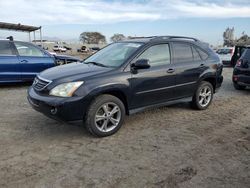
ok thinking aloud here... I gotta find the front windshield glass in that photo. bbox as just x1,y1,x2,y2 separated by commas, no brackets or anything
84,42,143,67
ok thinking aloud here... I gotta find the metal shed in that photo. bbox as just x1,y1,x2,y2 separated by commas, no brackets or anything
0,22,43,45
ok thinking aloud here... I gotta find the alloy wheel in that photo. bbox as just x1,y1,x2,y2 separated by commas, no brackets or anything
198,86,212,107
95,102,121,133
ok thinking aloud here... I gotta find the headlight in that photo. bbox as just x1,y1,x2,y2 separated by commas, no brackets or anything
49,81,84,97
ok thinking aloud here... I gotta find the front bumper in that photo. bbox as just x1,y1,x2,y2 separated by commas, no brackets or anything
27,87,88,122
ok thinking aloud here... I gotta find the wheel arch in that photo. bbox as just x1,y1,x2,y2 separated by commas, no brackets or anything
86,87,130,115
200,76,216,92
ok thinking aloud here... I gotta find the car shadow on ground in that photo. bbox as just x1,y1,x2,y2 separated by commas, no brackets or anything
25,101,192,140
0,82,32,89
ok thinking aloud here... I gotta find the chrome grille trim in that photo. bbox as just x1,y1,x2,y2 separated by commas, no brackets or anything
33,76,52,91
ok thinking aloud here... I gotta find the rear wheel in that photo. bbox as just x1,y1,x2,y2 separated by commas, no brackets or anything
84,94,125,137
192,81,214,110
233,82,246,90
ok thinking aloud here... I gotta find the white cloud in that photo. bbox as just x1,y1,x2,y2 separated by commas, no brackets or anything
0,0,249,25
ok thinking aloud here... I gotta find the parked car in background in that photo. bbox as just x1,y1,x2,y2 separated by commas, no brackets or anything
53,45,67,52
0,39,81,83
77,46,88,53
28,36,223,137
63,46,72,51
230,46,247,67
216,47,234,66
232,47,250,90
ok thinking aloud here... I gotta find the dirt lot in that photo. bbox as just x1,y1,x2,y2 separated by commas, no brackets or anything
0,68,249,188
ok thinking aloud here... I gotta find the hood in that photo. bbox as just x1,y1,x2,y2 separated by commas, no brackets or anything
39,62,112,81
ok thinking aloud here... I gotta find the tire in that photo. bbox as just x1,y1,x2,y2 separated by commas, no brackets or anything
233,82,246,90
192,81,214,110
84,94,126,137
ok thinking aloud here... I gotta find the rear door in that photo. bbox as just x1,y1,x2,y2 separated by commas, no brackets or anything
0,41,20,82
14,41,55,81
171,42,207,98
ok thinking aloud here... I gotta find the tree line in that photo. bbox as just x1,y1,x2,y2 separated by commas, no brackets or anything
223,27,250,46
79,32,136,44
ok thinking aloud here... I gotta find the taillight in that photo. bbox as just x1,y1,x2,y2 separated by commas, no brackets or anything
236,59,242,67
230,49,234,56
233,75,238,81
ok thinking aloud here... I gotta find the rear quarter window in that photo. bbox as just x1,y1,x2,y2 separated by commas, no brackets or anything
196,47,209,60
0,41,14,55
192,46,202,61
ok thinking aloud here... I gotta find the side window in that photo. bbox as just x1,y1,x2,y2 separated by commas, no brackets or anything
0,41,14,55
138,44,170,66
14,42,44,57
196,47,209,60
172,43,193,63
192,46,202,61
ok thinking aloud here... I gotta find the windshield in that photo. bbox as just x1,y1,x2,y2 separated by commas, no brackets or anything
84,42,143,67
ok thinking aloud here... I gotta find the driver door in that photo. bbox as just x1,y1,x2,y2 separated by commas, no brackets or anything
129,43,176,109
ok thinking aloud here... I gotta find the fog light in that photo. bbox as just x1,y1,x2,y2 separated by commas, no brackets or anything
51,107,57,115
233,75,238,81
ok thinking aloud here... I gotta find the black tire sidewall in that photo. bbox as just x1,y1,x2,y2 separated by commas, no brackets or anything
85,95,126,137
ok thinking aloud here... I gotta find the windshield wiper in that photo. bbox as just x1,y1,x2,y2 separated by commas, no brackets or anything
84,61,108,67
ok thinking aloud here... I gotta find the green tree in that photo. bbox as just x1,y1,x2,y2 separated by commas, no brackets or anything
110,34,126,42
80,32,106,44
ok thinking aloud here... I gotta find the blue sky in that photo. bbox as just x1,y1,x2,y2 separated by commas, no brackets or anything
0,0,250,45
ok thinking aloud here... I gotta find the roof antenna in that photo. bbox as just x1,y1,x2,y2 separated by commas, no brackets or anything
7,36,13,41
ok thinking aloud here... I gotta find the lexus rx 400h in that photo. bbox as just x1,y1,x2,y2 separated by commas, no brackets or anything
28,36,223,137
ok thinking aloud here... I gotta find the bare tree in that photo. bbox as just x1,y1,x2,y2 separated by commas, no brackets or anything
222,27,250,46
110,34,126,42
235,34,250,46
223,27,234,46
80,32,106,44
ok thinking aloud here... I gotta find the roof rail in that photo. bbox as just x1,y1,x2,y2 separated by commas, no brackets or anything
150,36,200,42
128,36,156,40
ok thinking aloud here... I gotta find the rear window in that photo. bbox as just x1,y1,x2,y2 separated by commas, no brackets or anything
0,41,13,55
242,49,250,60
172,43,193,63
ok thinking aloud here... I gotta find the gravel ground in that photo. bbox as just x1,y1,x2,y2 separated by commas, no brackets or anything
0,67,249,188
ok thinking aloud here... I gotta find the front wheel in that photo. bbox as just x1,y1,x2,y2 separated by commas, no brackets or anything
192,81,214,110
84,94,125,137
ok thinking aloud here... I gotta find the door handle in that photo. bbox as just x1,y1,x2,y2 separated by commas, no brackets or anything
21,60,28,63
167,68,175,73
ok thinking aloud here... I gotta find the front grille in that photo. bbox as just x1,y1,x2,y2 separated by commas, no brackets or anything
33,76,51,91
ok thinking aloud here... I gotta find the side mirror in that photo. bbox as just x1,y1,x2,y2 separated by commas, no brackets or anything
131,59,150,70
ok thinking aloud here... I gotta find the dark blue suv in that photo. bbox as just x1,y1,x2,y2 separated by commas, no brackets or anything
0,39,80,83
28,36,223,137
